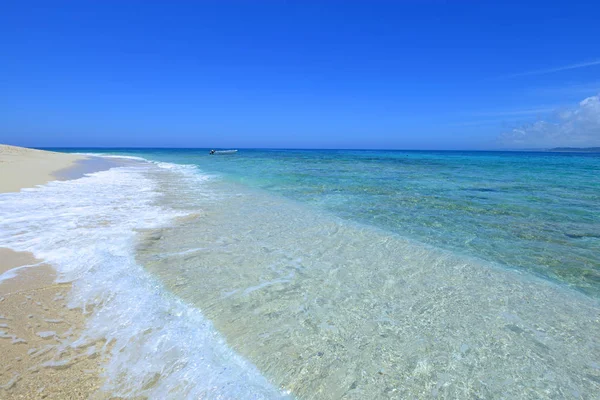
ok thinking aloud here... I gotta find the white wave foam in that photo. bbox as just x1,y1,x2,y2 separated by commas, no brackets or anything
0,163,284,399
76,153,216,182
0,261,44,283
75,153,150,162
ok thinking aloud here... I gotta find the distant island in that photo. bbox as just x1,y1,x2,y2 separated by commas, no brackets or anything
548,147,600,153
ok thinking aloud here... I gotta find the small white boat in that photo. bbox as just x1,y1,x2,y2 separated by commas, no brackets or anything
209,149,238,155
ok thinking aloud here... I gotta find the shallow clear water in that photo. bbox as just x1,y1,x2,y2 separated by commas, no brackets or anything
4,149,600,398
138,171,600,398
62,148,600,295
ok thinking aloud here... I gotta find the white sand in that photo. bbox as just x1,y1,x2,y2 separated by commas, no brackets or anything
0,144,83,193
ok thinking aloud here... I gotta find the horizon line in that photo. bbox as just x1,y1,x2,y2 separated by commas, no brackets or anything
29,145,599,152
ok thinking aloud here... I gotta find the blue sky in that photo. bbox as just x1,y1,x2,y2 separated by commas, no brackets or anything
1,1,599,149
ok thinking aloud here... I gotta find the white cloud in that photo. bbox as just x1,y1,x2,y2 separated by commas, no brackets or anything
471,107,556,117
499,94,600,148
529,82,600,96
502,59,600,78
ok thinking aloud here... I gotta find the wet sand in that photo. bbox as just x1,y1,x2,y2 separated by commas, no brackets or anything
0,145,108,399
0,249,105,399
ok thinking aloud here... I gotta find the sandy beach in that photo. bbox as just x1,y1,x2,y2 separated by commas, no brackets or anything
0,145,83,194
0,145,105,399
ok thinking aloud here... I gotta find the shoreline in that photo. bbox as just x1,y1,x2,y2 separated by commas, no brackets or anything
2,145,599,397
0,151,287,398
0,145,108,399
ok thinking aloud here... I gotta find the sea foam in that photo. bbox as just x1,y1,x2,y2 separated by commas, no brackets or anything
0,162,284,399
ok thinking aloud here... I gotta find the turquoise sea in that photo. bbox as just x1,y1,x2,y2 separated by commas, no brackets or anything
2,148,599,398
74,148,600,294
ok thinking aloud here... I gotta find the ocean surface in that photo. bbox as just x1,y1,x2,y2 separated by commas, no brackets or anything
66,148,600,294
2,149,600,398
